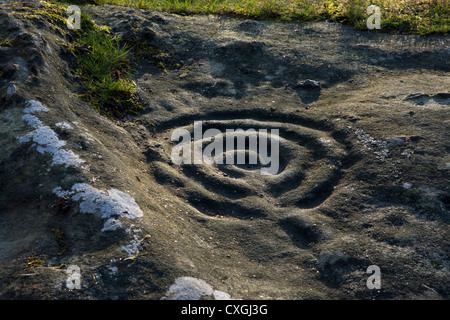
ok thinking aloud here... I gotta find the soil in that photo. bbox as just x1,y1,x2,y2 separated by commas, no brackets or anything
0,1,449,300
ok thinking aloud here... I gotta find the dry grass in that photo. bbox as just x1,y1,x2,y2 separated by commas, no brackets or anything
88,0,449,34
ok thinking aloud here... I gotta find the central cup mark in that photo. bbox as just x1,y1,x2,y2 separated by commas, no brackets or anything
171,121,280,175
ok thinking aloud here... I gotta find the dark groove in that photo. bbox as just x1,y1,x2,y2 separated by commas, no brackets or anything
152,109,334,134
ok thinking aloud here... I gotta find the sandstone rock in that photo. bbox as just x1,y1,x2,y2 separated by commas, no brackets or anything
0,1,449,300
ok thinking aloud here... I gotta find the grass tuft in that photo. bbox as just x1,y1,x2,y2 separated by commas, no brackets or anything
73,11,143,120
6,1,144,120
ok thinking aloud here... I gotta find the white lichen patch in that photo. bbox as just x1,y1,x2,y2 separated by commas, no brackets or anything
108,265,118,276
53,183,143,236
17,100,85,167
121,236,141,256
23,100,49,113
6,82,19,98
101,217,123,232
55,121,74,130
54,183,143,219
21,100,145,257
162,277,232,300
121,226,145,255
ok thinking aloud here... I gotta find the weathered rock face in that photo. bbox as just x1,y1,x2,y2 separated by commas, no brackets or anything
0,1,449,299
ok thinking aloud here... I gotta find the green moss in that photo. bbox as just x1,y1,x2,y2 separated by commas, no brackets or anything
51,227,68,256
131,41,167,59
129,40,176,74
0,36,12,47
432,261,444,270
9,1,69,34
51,227,65,242
33,1,67,24
12,168,31,184
116,119,155,128
24,256,44,270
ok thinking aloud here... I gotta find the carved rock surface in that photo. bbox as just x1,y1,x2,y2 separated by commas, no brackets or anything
0,1,448,300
